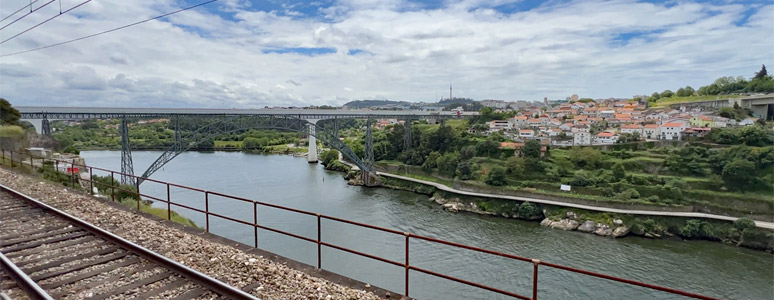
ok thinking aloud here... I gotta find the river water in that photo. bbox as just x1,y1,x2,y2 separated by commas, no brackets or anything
80,151,773,300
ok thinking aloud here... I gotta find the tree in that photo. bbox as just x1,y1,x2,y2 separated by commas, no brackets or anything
422,151,441,171
455,161,476,180
320,149,339,166
739,126,771,146
649,92,661,102
460,145,476,160
485,166,507,186
436,152,460,177
476,138,500,157
660,90,673,98
612,162,626,181
722,159,756,190
523,140,541,159
505,156,525,175
754,64,768,80
569,147,603,168
243,137,260,149
0,98,21,125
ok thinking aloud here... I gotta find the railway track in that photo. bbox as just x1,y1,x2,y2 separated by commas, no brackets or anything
0,184,258,300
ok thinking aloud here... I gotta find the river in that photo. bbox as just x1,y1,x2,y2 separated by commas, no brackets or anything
80,151,773,300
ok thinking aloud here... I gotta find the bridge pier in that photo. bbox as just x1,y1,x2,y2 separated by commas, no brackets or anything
365,118,373,168
120,117,135,186
403,119,412,151
307,120,319,163
41,118,51,136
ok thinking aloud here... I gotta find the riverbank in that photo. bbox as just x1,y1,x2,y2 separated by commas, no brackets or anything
370,169,774,252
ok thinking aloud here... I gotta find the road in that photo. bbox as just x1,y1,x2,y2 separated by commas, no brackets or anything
377,172,774,230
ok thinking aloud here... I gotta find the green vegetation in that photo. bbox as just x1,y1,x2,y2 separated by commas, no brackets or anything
51,118,304,151
371,118,772,218
118,198,198,228
649,65,773,107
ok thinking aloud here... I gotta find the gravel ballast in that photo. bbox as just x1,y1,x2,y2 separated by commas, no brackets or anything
0,168,385,300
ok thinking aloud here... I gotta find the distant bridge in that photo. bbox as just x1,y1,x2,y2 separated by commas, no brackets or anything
18,106,476,186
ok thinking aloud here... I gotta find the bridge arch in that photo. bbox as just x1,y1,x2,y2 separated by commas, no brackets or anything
138,115,370,185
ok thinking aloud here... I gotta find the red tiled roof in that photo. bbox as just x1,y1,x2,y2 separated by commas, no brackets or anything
661,122,684,127
621,124,641,129
597,132,616,137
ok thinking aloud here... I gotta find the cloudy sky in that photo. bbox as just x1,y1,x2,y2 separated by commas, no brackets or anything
0,0,771,108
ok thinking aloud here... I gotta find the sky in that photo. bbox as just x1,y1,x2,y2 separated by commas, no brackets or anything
0,0,772,108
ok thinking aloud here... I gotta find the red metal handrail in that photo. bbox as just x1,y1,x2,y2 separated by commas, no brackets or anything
1,149,721,300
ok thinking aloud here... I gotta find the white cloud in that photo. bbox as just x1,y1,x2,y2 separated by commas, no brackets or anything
0,0,771,108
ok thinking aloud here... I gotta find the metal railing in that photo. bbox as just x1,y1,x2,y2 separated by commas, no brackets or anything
0,149,720,300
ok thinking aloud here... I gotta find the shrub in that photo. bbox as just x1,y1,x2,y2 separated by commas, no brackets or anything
63,145,80,155
617,188,640,199
485,166,507,186
320,149,339,166
517,201,543,220
679,219,716,240
734,217,756,232
455,161,476,180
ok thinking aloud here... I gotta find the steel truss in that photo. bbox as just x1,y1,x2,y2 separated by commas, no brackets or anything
137,115,371,185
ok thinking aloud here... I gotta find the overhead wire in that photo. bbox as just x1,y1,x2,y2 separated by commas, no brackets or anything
0,0,41,23
0,0,221,57
0,0,57,32
0,0,92,46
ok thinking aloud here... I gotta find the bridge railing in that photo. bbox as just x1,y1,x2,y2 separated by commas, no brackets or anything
1,149,719,300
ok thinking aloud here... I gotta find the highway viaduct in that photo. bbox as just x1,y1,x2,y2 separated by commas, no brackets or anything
17,106,477,186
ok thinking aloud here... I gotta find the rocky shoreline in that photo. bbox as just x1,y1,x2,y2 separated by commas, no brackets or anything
431,194,633,239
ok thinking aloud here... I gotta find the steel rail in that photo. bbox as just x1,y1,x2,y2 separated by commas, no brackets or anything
0,183,260,300
0,251,54,300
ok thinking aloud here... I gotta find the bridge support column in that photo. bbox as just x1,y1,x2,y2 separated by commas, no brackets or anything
307,120,319,163
120,117,135,186
440,118,446,127
403,119,412,151
174,116,182,151
41,118,51,136
365,118,373,167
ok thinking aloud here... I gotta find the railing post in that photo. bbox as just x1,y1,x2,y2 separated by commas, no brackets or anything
205,191,210,232
166,184,171,220
254,202,258,248
89,167,93,196
135,179,140,210
532,259,540,300
405,232,410,297
110,171,115,202
316,214,321,269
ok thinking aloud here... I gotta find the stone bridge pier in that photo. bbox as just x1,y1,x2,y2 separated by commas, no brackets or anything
307,119,319,163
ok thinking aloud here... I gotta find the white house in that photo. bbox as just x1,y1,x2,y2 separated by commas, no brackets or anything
600,110,616,119
519,129,535,139
659,122,687,140
488,120,512,131
620,124,643,136
595,132,619,144
510,116,528,128
571,124,590,134
643,124,660,140
573,131,591,145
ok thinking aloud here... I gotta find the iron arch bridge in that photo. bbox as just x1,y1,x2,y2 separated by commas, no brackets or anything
138,115,370,185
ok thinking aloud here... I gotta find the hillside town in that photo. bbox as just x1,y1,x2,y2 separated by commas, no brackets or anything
469,97,762,147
